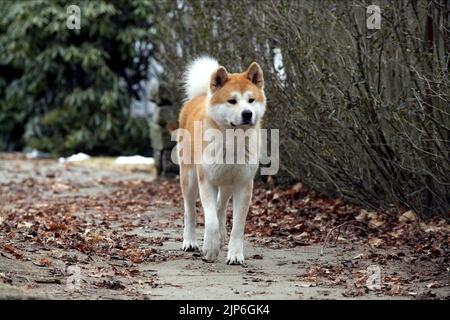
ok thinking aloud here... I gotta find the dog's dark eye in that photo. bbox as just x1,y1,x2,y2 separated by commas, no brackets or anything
248,98,255,103
228,99,237,104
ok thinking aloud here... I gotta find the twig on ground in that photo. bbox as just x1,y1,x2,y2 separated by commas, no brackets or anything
320,220,382,256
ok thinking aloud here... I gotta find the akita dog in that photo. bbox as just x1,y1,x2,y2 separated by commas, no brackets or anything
177,56,266,264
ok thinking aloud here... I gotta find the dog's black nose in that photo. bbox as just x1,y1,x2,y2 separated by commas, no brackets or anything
241,110,253,123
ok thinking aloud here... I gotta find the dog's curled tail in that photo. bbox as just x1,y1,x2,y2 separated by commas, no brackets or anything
183,56,219,101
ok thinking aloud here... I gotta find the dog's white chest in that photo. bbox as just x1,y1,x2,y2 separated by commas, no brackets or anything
203,162,258,186
202,130,259,185
200,126,260,186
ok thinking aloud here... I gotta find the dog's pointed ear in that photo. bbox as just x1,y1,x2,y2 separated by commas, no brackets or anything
210,66,228,93
246,62,264,89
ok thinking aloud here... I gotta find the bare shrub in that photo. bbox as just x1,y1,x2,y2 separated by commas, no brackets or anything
152,0,449,216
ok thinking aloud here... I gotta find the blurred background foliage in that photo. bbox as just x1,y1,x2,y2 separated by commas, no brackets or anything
0,0,154,155
0,0,448,216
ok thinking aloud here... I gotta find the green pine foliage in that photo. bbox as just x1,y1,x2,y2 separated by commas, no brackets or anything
0,0,154,155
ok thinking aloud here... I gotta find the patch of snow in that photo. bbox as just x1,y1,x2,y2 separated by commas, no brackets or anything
130,99,155,117
115,155,155,166
147,77,160,100
273,48,286,83
26,149,50,159
149,57,164,75
59,153,90,164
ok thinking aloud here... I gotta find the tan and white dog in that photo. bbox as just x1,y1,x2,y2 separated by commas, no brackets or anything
177,56,266,264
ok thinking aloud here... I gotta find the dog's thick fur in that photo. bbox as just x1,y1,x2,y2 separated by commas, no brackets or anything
178,56,266,264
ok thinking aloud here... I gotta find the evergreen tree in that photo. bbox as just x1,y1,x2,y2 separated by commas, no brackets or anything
0,0,154,155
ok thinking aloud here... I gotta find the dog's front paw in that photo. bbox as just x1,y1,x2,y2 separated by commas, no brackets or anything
202,234,220,262
182,239,199,252
226,248,245,265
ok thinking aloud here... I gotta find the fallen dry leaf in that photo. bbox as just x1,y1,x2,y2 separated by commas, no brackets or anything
388,283,405,296
3,244,23,260
367,212,385,227
368,237,383,248
36,257,51,267
355,209,368,222
352,253,364,260
399,210,416,223
426,281,441,289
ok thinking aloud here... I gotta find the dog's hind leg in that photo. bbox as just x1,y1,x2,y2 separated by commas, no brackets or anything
217,186,232,248
180,164,199,251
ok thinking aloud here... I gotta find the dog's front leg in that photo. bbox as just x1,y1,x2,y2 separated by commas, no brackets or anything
226,180,253,265
198,171,220,262
217,186,232,248
181,164,199,251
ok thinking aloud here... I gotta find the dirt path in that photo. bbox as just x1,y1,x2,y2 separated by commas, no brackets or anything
0,154,448,299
